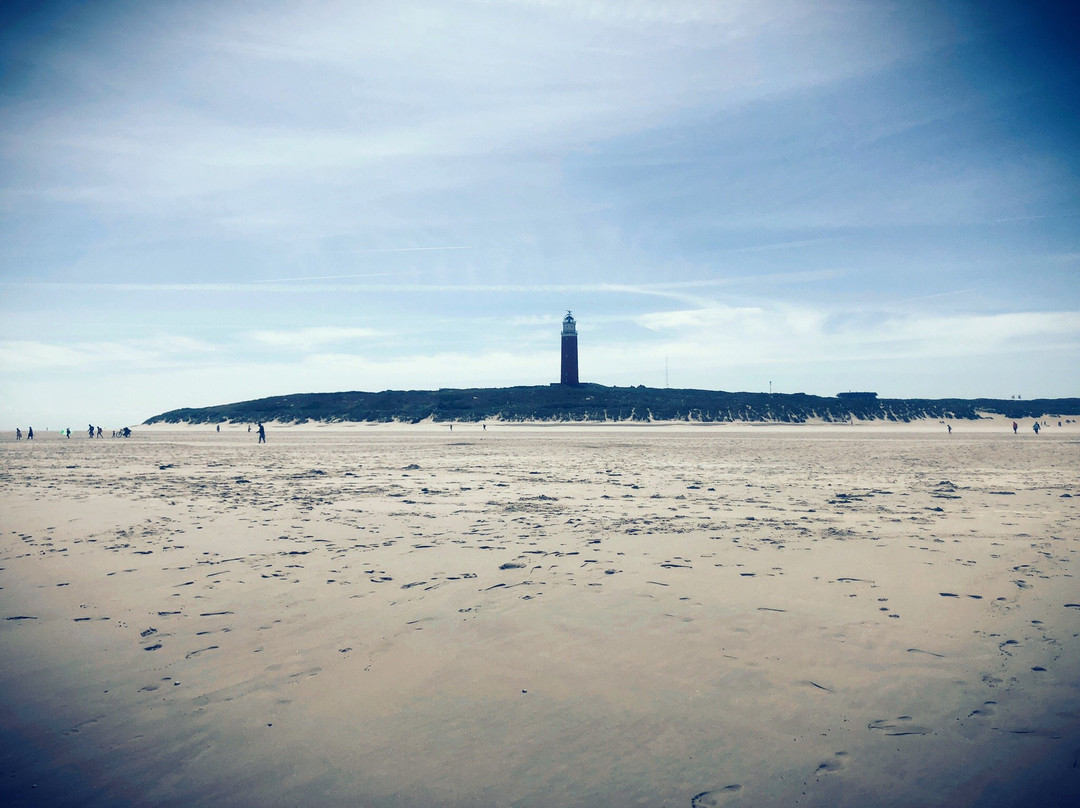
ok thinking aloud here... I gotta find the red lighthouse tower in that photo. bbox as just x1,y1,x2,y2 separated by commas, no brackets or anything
560,311,579,386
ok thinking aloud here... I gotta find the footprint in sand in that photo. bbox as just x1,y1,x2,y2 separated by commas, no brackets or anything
968,701,996,718
61,717,99,736
691,784,743,807
815,751,849,775
867,717,930,736
998,639,1020,655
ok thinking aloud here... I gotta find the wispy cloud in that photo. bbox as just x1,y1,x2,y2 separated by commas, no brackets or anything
0,273,834,298
633,305,1080,366
0,335,216,372
246,326,382,350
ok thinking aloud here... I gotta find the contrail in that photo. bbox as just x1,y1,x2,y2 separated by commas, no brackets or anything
893,288,976,304
994,211,1080,222
261,271,401,283
353,245,472,254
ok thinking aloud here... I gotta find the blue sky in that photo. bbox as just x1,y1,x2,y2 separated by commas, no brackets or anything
1,0,1078,428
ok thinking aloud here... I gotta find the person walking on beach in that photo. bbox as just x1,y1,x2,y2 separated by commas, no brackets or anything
1012,421,1018,434
1033,422,1040,435
947,424,952,434
88,424,94,438
257,423,266,443
15,428,21,440
27,426,34,440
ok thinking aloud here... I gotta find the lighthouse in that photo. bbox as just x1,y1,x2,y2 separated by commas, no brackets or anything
560,311,579,386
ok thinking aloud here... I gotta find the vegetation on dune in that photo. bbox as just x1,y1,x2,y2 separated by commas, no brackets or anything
142,384,1080,425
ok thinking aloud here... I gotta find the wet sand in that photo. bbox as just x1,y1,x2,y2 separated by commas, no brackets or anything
2,421,1078,807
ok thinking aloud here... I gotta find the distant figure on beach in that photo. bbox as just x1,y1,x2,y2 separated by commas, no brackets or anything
1033,422,1040,435
216,424,220,433
248,424,251,432
449,424,453,431
97,426,103,438
1012,421,1018,434
257,423,266,443
88,424,94,438
122,427,130,438
27,427,34,440
15,428,21,440
65,428,70,438
947,424,952,434
482,423,486,431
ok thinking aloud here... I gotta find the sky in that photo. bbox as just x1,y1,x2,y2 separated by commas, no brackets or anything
1,0,1078,428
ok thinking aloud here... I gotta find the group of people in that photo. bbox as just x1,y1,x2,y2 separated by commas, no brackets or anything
1012,420,1060,435
84,424,132,438
13,425,133,440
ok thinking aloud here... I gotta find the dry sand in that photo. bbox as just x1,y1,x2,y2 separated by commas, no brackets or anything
1,420,1078,807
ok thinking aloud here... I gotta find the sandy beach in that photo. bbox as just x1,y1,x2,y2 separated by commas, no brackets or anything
2,420,1078,807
